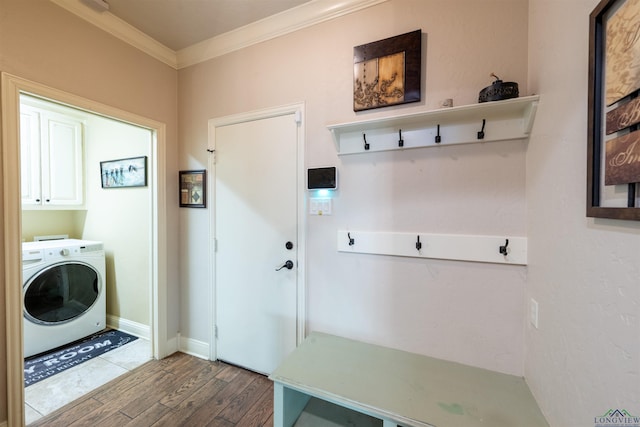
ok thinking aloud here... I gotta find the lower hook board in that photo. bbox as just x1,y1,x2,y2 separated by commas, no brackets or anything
337,231,527,265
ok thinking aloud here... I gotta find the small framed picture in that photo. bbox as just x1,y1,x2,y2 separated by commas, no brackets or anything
179,170,206,208
100,156,147,188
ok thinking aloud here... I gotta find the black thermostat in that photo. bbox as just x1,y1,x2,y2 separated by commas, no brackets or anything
307,167,337,190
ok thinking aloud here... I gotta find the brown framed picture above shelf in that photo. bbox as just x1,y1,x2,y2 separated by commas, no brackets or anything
588,0,640,220
179,170,206,208
353,29,421,112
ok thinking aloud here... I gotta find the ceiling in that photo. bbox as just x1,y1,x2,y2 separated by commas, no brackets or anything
93,0,312,51
65,0,385,68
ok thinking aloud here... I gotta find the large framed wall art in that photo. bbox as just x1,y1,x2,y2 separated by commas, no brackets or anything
353,29,421,112
588,0,640,220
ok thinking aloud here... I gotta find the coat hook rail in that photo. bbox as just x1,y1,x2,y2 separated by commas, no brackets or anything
337,231,527,265
477,119,486,140
398,129,404,147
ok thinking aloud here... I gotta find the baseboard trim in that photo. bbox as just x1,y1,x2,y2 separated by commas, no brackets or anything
165,335,180,355
106,315,151,340
106,316,214,362
178,334,210,360
106,315,185,360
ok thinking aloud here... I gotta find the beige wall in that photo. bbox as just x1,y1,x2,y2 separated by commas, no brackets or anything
0,0,178,422
5,0,638,425
178,0,530,376
82,115,152,326
22,211,84,241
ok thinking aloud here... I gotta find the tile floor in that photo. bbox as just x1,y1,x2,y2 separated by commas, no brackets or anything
25,336,152,425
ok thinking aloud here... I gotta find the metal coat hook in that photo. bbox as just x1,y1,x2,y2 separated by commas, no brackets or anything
206,148,215,153
499,238,509,256
363,134,370,150
435,124,441,144
398,129,404,147
477,119,486,140
416,235,422,251
348,232,355,246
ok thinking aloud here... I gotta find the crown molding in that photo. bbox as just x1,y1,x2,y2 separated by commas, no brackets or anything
50,0,388,70
50,0,178,68
176,0,389,69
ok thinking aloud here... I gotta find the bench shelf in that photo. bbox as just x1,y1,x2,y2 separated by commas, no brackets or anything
270,332,548,427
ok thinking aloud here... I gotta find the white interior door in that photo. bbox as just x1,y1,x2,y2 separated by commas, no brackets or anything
214,112,299,375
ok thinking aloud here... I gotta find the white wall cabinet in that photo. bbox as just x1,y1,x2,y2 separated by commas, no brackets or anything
20,99,85,209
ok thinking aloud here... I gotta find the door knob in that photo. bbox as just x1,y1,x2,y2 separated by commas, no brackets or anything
276,260,294,271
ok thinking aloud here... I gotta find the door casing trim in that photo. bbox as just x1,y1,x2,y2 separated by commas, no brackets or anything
207,102,307,361
1,72,168,426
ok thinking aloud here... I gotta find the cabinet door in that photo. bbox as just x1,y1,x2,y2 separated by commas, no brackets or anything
20,107,43,206
41,112,84,206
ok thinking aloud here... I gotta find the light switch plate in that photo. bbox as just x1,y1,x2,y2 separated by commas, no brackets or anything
530,298,539,329
309,198,332,215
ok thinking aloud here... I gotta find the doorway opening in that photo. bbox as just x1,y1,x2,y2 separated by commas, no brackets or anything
2,72,169,427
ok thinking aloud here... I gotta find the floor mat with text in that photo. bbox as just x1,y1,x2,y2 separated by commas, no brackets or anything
24,329,138,387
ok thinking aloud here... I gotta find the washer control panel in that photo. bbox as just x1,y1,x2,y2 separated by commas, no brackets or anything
22,239,104,262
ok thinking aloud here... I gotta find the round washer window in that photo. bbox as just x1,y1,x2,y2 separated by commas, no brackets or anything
24,262,100,325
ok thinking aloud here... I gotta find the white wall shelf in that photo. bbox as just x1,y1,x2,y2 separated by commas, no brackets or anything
327,95,539,155
338,230,527,265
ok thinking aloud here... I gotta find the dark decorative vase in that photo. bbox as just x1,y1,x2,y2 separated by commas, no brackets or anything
478,73,519,103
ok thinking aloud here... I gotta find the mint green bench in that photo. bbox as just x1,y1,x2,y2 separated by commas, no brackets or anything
270,332,548,427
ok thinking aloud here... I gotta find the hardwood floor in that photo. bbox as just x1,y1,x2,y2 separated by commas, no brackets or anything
28,352,274,427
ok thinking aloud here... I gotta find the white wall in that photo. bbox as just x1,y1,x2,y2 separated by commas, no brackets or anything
526,0,640,425
179,0,530,375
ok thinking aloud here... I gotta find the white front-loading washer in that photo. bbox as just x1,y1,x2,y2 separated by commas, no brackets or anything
22,239,106,358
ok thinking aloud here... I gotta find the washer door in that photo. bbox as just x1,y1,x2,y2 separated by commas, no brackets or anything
24,262,100,325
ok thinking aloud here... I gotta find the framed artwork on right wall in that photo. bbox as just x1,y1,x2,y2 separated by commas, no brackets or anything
588,0,640,220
